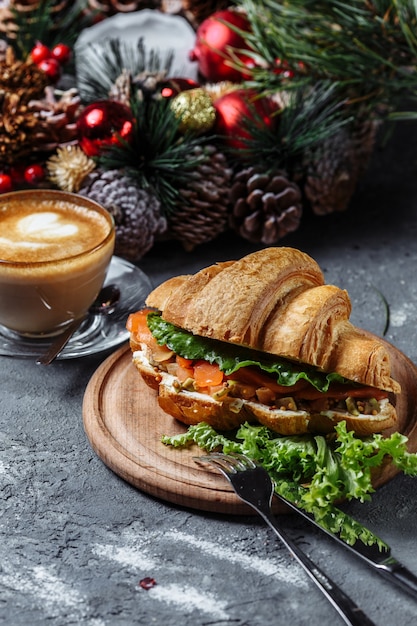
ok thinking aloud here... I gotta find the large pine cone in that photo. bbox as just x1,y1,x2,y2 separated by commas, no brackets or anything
0,46,49,102
0,92,39,167
79,169,167,261
303,118,380,215
168,145,233,251
229,167,303,245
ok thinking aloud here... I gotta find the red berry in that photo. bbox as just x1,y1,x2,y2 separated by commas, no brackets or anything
30,42,51,64
51,43,72,65
37,58,62,83
0,174,13,193
24,164,45,185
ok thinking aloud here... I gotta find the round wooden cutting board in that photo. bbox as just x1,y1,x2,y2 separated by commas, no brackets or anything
82,341,417,515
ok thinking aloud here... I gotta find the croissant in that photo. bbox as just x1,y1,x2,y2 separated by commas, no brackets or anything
128,247,400,436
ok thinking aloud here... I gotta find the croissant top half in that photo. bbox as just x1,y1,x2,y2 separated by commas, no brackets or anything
146,247,400,394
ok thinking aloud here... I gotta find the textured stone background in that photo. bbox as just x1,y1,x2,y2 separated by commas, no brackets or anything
2,121,417,625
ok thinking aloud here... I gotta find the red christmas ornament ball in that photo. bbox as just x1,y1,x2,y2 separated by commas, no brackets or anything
189,9,253,83
0,173,13,194
213,89,278,150
76,100,135,157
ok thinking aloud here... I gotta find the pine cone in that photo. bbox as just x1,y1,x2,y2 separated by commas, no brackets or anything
79,169,167,261
168,145,233,251
0,91,40,167
303,118,379,216
229,167,303,245
28,86,82,153
0,46,49,102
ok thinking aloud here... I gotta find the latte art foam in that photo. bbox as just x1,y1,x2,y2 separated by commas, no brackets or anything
0,199,111,262
18,212,79,238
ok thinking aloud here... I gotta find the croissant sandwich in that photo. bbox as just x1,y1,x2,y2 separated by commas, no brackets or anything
127,247,400,436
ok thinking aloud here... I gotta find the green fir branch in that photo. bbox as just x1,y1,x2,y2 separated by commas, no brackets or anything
224,83,351,172
97,97,209,215
75,38,174,103
236,0,417,111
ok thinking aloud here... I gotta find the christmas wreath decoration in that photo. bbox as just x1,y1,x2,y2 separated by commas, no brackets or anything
1,0,417,259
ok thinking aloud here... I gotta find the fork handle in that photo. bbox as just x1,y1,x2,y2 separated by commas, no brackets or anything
259,507,377,626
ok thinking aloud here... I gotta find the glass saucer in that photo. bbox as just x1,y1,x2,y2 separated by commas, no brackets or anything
0,256,153,360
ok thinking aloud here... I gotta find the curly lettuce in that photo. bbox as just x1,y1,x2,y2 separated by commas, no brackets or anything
162,420,417,548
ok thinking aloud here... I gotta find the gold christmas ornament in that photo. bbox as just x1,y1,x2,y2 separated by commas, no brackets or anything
170,87,216,135
47,145,96,192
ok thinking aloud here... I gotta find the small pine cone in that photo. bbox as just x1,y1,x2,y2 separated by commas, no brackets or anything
303,119,378,216
79,169,167,261
28,86,82,153
229,167,303,245
168,145,233,251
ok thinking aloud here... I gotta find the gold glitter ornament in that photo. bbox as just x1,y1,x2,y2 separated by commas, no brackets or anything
170,88,216,135
47,145,96,192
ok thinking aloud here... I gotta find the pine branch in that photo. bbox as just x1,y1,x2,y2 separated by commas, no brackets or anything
75,38,174,103
97,97,209,214
236,0,417,111
223,83,351,172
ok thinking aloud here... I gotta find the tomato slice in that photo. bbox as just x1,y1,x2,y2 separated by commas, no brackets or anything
126,308,154,341
176,355,194,368
176,363,195,383
193,360,224,387
127,309,173,362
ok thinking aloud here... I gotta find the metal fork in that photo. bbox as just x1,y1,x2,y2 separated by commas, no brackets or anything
195,452,377,626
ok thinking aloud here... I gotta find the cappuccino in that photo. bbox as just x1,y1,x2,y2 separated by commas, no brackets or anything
0,190,115,337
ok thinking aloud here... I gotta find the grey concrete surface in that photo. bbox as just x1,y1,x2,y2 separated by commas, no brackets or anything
2,121,417,625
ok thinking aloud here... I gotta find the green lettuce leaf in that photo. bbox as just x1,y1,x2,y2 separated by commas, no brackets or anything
162,420,417,548
147,312,348,392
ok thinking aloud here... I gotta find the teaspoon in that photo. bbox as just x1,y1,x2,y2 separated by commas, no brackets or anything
36,284,121,365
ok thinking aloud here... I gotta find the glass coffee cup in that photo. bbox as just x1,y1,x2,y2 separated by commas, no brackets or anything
0,189,115,337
